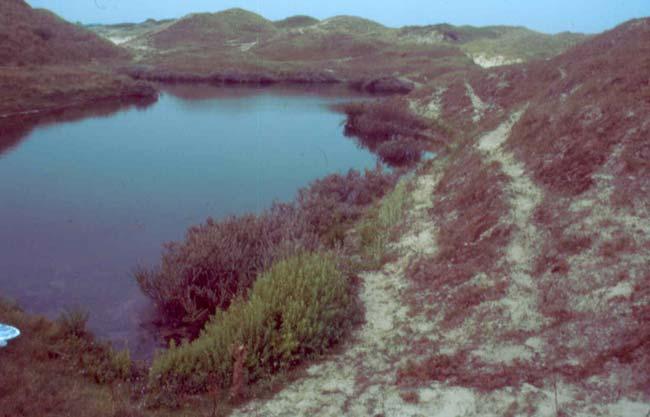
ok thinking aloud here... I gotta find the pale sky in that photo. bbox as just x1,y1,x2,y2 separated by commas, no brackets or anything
26,0,650,34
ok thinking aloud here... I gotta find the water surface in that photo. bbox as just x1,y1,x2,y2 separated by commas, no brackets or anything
0,85,376,357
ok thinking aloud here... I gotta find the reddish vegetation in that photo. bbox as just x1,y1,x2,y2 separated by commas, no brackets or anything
398,324,649,395
503,21,650,200
610,121,650,211
0,0,128,65
396,352,545,393
457,20,650,205
0,1,155,120
297,166,398,243
338,98,450,166
440,79,475,126
399,390,420,404
531,199,594,278
398,19,650,401
407,150,512,326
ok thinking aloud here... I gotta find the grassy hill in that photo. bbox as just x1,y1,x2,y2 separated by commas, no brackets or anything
139,8,278,49
460,28,589,64
273,15,319,29
316,15,389,34
0,0,128,65
397,24,589,65
83,8,587,85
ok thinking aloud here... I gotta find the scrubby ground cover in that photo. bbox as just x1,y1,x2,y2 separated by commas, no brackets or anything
337,98,452,167
136,166,398,341
231,17,649,417
0,300,139,417
389,18,650,417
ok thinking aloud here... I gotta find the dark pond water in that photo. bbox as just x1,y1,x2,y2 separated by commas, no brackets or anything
0,85,376,357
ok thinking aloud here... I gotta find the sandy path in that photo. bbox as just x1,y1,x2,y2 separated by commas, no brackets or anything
465,82,488,123
478,110,547,335
232,172,444,417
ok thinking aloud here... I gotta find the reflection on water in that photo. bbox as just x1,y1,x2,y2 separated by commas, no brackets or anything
0,85,375,359
159,83,375,101
0,98,156,157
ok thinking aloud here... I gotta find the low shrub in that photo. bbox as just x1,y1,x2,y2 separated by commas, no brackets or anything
52,308,134,384
135,203,319,339
396,352,546,393
149,252,356,395
336,99,448,167
58,307,90,338
376,138,425,167
339,99,431,144
137,167,396,340
297,165,398,246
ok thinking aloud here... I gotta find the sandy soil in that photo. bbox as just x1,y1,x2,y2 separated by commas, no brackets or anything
232,108,650,417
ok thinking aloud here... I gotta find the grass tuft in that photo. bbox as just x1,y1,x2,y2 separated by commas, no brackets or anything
358,179,410,268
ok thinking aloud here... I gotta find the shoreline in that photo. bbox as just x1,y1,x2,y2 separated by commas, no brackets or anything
0,84,394,362
124,66,417,95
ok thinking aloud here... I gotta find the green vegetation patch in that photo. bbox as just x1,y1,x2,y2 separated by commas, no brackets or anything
149,252,356,395
461,29,588,61
359,179,411,268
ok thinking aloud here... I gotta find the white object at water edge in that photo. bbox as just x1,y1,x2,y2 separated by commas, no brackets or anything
0,324,20,347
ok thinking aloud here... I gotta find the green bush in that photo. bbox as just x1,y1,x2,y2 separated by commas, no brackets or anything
149,252,355,394
135,203,319,338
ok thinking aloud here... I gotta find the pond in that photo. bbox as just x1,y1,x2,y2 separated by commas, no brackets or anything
0,85,377,358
